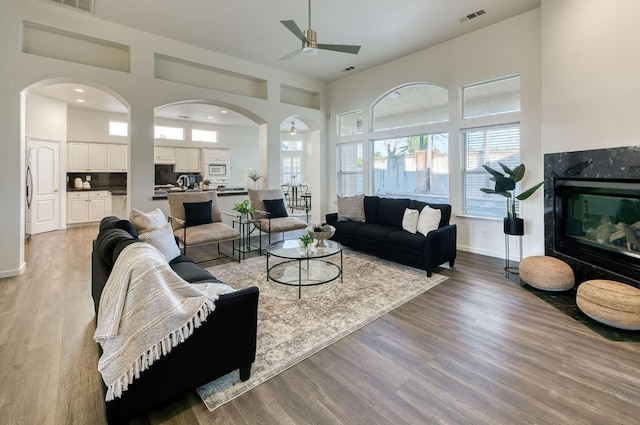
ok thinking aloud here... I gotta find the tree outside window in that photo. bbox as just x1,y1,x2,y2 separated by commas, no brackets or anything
372,133,449,203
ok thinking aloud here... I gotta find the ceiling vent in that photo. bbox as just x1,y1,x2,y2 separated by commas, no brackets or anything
459,9,486,23
46,0,95,13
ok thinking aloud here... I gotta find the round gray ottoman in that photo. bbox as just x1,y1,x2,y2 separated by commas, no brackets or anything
519,256,575,291
576,279,640,330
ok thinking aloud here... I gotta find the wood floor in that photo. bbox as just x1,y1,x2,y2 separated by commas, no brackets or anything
1,225,639,425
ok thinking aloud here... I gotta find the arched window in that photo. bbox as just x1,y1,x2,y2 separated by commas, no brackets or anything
372,84,448,132
370,83,449,203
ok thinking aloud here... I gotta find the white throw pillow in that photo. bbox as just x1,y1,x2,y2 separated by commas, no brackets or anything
402,208,419,234
336,194,366,222
130,208,166,234
417,206,442,237
138,222,181,262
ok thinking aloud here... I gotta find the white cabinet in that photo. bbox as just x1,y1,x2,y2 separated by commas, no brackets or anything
107,144,127,172
68,142,124,172
154,146,176,164
68,143,89,172
88,144,107,171
203,148,230,162
174,148,200,172
67,191,112,224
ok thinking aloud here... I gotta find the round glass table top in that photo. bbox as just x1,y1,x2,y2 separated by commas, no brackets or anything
267,239,342,260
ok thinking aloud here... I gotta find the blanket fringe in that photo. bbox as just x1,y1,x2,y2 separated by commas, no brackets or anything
105,300,215,401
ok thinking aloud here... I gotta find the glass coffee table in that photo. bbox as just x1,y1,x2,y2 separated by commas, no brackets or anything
266,239,343,299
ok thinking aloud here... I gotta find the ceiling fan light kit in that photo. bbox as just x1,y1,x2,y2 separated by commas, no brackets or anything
280,0,361,60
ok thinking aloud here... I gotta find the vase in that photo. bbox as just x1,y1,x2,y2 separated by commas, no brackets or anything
503,217,524,235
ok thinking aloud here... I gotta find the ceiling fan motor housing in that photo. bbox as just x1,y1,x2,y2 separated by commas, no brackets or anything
303,29,318,55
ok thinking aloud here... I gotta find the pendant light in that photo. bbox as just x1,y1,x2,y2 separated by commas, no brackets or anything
290,121,297,135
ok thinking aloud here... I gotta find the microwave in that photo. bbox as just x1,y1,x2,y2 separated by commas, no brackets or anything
208,164,227,176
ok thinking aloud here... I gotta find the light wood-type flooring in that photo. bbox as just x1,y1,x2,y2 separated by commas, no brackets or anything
1,225,639,424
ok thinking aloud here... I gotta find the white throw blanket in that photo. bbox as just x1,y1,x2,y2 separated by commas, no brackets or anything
93,242,234,401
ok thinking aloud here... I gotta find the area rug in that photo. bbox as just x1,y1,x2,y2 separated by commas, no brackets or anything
196,250,447,411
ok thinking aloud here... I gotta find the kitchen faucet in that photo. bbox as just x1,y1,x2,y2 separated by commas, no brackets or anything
176,175,190,189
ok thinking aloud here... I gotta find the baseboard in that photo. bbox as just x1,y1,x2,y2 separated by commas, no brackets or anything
0,261,26,278
457,244,503,259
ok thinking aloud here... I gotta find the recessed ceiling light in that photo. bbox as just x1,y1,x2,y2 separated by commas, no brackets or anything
74,88,85,93
220,110,228,114
208,116,214,119
76,99,85,103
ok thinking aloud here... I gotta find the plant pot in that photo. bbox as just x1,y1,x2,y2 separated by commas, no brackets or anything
503,217,524,236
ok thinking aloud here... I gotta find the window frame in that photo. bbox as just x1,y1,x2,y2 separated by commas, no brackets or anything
461,123,521,218
336,141,364,196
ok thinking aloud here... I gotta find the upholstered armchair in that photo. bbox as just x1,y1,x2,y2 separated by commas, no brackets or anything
247,188,308,252
167,191,240,260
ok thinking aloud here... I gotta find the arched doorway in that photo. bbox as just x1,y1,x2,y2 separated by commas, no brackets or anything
279,115,321,221
153,101,266,191
22,79,130,236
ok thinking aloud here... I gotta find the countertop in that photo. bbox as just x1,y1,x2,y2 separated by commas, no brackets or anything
152,189,248,200
67,188,127,196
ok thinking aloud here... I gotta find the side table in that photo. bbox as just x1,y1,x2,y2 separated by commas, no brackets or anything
232,214,259,260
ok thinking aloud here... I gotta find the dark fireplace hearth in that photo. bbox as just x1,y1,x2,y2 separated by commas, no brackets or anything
544,147,640,287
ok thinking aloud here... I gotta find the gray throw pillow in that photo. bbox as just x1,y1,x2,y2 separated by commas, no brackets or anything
337,194,366,222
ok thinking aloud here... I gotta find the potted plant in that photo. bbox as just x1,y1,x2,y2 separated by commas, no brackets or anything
233,199,255,219
202,179,212,190
248,169,263,189
480,162,544,235
299,234,314,255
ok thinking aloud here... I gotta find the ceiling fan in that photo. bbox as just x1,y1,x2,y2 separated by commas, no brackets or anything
279,0,361,60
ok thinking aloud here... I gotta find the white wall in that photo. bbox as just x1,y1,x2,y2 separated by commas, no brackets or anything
328,10,543,260
67,108,128,144
541,0,640,153
0,0,327,277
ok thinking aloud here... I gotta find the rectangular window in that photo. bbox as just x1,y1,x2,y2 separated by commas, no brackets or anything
282,156,302,184
338,110,363,136
462,124,520,217
337,142,363,196
191,129,217,143
154,125,184,140
463,75,521,119
109,120,128,136
372,133,449,203
282,140,304,151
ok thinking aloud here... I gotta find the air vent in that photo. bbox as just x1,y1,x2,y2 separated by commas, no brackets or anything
459,9,486,23
46,0,95,13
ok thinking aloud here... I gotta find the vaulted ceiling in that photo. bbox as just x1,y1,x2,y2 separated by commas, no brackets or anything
90,0,540,82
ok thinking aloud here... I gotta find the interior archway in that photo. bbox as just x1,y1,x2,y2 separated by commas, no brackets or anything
279,115,321,221
22,79,130,240
153,100,264,191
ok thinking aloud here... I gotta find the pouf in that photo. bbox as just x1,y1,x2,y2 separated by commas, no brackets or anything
576,279,640,330
519,256,575,291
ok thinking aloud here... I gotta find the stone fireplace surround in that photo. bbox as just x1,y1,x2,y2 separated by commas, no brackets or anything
544,146,640,289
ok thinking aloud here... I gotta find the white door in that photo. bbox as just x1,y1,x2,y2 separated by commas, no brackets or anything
27,138,60,234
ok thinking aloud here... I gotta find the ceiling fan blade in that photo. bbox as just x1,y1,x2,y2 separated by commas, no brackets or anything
280,20,308,43
279,48,302,61
317,44,361,55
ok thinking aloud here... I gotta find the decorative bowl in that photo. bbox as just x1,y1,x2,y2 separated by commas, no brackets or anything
307,224,335,247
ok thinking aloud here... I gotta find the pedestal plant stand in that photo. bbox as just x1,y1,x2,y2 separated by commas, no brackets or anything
504,217,524,273
480,162,544,275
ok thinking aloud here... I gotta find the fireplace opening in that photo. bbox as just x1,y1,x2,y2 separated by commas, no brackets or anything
554,178,640,280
